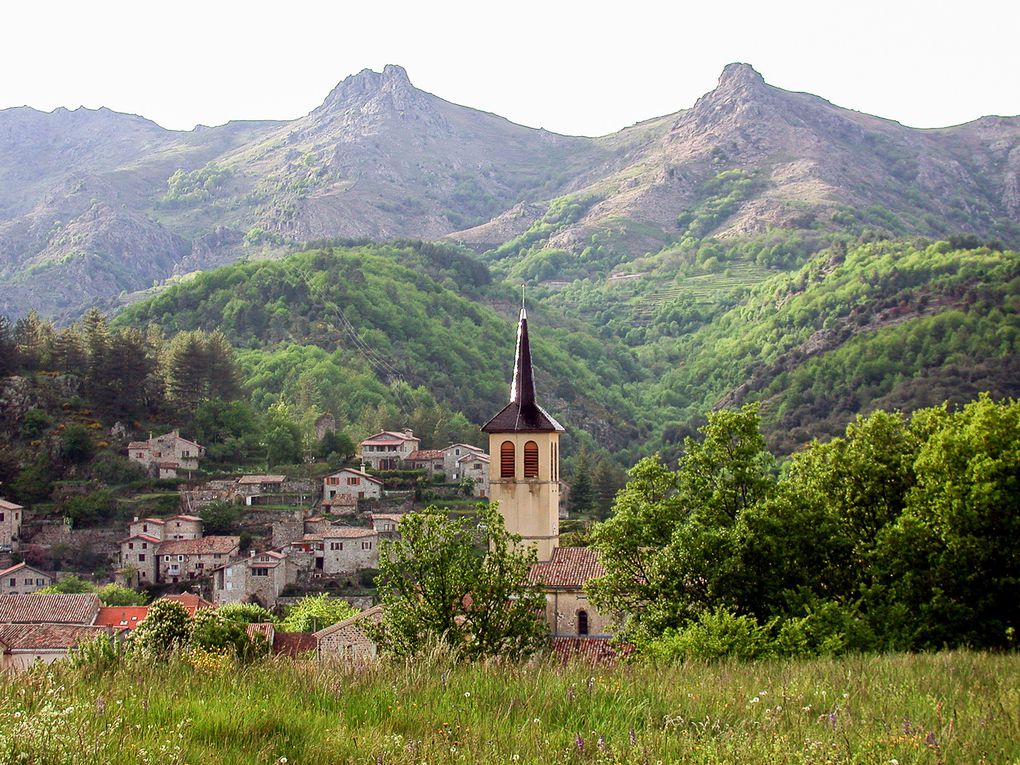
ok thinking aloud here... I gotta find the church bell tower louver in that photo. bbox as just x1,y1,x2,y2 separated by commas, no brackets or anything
481,306,564,562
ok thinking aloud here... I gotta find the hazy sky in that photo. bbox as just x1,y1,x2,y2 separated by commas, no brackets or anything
3,0,1018,136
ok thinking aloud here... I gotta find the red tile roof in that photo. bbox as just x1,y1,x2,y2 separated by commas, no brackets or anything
551,637,631,665
273,631,317,656
119,533,163,545
246,622,275,642
303,527,377,541
360,431,418,445
0,623,114,651
0,499,24,510
529,547,605,588
0,593,102,624
95,606,149,631
158,536,240,556
324,494,358,507
407,449,444,461
313,604,384,639
327,468,383,485
127,442,150,450
168,514,203,523
160,593,214,615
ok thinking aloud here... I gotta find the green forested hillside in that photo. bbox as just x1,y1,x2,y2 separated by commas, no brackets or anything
112,236,1020,464
115,241,643,452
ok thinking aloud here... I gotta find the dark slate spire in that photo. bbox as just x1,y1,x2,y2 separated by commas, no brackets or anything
510,307,536,407
482,307,564,434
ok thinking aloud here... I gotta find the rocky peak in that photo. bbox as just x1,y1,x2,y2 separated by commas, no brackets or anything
316,64,421,114
717,62,766,92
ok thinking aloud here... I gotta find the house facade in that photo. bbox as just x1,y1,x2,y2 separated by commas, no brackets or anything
406,449,445,477
0,563,53,595
323,468,383,504
212,550,294,608
442,444,485,479
163,515,204,541
456,452,490,497
128,517,165,541
292,528,379,575
159,536,239,583
529,546,613,639
119,533,161,584
127,430,205,475
0,498,24,552
0,624,116,669
358,430,420,470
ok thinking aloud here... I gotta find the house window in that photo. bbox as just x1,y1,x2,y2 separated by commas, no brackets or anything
128,543,134,550
142,543,147,549
500,441,515,478
178,555,185,561
524,441,539,478
24,578,32,586
330,542,342,551
577,610,589,636
252,567,268,577
0,513,4,522
8,578,15,587
164,555,171,562
362,541,373,550
473,462,482,470
138,554,145,562
327,477,339,485
347,476,360,485
36,578,44,586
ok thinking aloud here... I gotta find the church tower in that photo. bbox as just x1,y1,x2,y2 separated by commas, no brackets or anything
482,307,564,562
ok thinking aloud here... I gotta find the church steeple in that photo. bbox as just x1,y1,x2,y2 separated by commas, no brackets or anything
482,307,564,434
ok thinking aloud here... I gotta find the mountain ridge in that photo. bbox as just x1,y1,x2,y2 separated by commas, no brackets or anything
2,63,1019,319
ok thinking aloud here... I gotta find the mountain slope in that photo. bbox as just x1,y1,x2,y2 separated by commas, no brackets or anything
3,63,1020,320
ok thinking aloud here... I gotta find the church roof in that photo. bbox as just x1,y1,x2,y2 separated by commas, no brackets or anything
481,308,564,434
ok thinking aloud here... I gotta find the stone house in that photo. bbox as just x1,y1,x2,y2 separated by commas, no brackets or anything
528,546,612,639
369,513,404,533
0,563,53,595
118,533,161,584
323,468,383,504
442,443,485,479
127,430,205,475
405,449,445,477
0,498,24,552
212,550,295,608
128,517,166,541
455,452,490,497
159,536,239,583
358,430,419,470
315,605,383,662
163,515,204,541
291,528,379,575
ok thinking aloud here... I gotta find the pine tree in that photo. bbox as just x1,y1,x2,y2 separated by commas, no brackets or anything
568,446,595,516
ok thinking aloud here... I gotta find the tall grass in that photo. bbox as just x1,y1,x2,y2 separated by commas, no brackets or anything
1,651,1017,764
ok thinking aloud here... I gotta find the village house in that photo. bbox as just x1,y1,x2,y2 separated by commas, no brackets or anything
455,452,490,497
159,536,239,583
0,563,53,595
247,622,318,657
212,550,295,608
405,449,445,477
291,527,379,575
442,443,485,479
315,604,383,662
163,515,204,541
323,468,383,504
0,498,24,552
119,533,161,585
128,517,166,541
369,513,404,533
127,430,205,476
358,430,420,470
0,593,102,625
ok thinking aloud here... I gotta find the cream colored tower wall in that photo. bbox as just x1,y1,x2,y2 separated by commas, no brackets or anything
487,431,560,562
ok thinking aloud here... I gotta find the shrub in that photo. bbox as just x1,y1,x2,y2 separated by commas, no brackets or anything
130,599,191,657
644,608,775,662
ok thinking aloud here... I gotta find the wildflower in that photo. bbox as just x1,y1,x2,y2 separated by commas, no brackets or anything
464,692,471,698
575,733,585,753
597,734,607,752
629,727,637,746
925,731,938,747
750,697,760,704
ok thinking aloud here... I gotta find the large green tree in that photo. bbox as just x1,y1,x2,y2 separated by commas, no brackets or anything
372,506,547,660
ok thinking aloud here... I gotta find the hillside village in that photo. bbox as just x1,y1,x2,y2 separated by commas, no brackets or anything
0,307,622,666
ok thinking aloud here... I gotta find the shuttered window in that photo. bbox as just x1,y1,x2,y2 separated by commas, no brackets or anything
500,441,515,478
524,440,539,478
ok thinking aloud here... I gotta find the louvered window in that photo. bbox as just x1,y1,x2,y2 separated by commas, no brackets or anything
524,441,539,478
500,441,515,478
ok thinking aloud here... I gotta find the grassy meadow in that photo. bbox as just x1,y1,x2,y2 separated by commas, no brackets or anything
1,650,1018,764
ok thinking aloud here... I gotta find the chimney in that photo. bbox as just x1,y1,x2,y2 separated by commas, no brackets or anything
403,429,414,438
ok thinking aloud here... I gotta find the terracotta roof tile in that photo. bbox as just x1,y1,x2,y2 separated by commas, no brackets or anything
95,606,149,631
551,637,631,665
160,593,214,615
529,547,605,588
0,499,24,510
0,593,102,624
327,468,383,485
302,527,377,541
313,604,383,639
158,536,239,556
0,562,50,579
0,623,114,651
407,449,444,461
119,533,163,545
273,631,317,656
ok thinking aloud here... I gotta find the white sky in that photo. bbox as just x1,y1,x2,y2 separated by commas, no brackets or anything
2,0,1018,136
